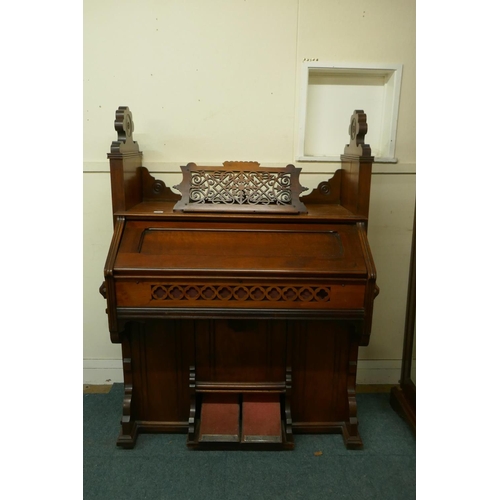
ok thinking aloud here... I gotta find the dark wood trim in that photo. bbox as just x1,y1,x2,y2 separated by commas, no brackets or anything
116,307,365,321
390,207,416,433
103,217,125,341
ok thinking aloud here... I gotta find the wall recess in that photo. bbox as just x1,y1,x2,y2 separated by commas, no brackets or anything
297,62,403,163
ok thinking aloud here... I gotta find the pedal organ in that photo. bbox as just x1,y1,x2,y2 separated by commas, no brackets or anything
100,107,378,450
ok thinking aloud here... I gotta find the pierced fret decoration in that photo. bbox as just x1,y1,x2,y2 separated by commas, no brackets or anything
151,284,331,303
173,162,308,213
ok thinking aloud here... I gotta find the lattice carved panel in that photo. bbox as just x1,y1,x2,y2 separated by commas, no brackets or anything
151,284,331,303
173,162,308,213
114,280,366,310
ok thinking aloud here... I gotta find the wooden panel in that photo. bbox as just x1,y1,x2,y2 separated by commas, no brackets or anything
291,321,350,424
139,229,341,259
115,200,361,220
115,280,366,310
114,220,367,277
340,161,372,218
128,319,193,423
195,319,286,384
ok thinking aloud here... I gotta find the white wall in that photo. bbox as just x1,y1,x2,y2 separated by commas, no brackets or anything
83,0,415,384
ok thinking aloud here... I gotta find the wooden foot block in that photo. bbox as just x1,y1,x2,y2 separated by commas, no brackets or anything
199,393,240,442
242,393,282,443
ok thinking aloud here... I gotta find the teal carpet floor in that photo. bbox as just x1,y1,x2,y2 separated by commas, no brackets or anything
84,384,415,499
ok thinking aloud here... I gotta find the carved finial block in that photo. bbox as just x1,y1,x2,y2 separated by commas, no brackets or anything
344,110,371,157
109,106,140,155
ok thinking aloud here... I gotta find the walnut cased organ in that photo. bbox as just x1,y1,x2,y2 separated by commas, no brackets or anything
100,107,378,450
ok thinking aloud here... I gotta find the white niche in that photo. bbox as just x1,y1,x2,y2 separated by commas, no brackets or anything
297,62,403,163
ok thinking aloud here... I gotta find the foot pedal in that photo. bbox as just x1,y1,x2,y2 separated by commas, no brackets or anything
241,393,282,443
198,393,240,443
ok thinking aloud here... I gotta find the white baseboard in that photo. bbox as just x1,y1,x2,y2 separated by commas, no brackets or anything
83,359,403,386
83,359,123,384
356,360,402,385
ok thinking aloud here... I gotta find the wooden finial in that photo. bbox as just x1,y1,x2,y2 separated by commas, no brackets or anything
344,110,371,157
109,106,140,155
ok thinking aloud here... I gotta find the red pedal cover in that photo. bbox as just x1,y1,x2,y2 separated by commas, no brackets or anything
242,393,282,443
199,393,240,442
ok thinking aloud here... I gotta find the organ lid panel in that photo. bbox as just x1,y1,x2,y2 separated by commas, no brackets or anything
112,220,368,278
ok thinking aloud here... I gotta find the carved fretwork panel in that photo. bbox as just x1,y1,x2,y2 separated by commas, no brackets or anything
114,281,366,310
151,284,332,303
173,162,308,213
